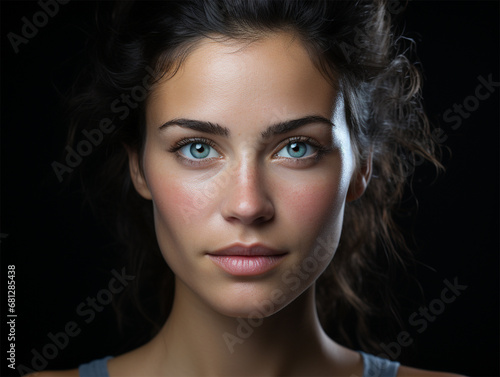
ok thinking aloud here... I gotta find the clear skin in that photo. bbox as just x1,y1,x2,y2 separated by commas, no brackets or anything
127,32,366,376
34,31,461,377
140,37,358,320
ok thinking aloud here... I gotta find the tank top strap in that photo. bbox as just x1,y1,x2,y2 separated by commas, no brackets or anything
78,356,112,377
359,351,400,377
78,353,397,377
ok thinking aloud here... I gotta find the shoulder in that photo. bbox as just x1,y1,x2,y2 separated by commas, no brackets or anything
24,369,79,377
398,364,466,377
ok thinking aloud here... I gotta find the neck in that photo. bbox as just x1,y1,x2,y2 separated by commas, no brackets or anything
143,280,346,377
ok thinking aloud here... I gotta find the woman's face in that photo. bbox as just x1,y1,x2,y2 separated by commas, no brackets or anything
129,32,368,317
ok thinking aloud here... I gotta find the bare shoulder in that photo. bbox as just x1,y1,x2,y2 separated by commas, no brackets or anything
398,364,466,377
24,369,79,377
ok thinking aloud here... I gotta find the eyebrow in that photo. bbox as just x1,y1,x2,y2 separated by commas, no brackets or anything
158,115,334,139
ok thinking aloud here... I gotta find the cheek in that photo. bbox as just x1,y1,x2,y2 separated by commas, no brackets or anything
278,166,348,236
141,152,209,269
147,175,212,274
143,146,213,230
150,177,212,234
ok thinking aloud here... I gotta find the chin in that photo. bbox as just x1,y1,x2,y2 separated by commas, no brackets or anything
215,304,288,321
208,288,292,319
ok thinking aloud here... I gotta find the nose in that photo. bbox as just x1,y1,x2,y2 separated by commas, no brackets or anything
220,160,275,225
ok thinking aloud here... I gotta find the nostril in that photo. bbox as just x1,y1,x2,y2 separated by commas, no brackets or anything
219,165,275,225
221,190,275,225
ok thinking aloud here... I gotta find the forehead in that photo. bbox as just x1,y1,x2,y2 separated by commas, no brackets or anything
146,32,338,128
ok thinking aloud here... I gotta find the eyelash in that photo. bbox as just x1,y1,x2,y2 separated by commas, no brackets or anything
167,136,331,167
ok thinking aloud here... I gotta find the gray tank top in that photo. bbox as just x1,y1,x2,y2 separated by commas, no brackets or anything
78,351,400,377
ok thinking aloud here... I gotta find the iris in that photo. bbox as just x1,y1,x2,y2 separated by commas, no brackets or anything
190,143,210,159
287,142,307,158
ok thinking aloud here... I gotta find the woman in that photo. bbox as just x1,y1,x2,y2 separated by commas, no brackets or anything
34,0,464,376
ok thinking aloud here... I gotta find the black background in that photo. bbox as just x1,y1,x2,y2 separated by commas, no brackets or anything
1,1,499,376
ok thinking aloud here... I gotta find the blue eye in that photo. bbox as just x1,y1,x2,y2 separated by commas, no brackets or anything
179,142,220,160
276,142,316,158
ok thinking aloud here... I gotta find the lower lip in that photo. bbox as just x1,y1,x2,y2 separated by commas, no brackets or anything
207,255,286,276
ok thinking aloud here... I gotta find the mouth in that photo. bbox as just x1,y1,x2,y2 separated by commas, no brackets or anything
206,243,287,276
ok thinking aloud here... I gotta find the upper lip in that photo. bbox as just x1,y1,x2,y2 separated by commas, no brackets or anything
207,243,287,256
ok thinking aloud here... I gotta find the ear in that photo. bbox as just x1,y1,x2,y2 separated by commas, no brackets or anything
125,145,152,200
346,152,372,202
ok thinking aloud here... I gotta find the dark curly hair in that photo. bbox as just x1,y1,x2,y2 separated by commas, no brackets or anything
59,0,441,356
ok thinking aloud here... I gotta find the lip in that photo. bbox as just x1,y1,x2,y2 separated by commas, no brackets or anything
206,243,287,276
